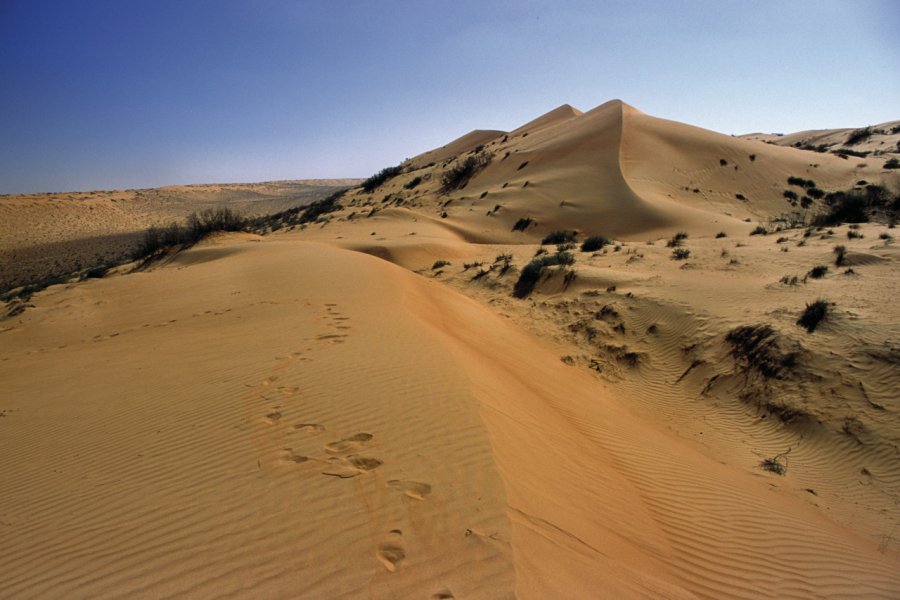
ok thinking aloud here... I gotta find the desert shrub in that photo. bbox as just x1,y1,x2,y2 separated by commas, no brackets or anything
787,176,816,188
362,165,402,192
726,324,797,379
797,299,829,333
404,176,423,189
833,244,847,266
807,265,828,279
441,151,492,192
776,236,789,243
541,230,577,245
800,196,813,209
720,158,728,166
845,127,873,145
749,154,756,162
666,232,688,247
806,187,825,199
736,193,747,201
833,148,869,158
814,184,900,226
671,248,690,260
847,229,864,239
513,251,575,298
783,190,798,201
716,231,727,238
187,207,246,239
780,275,800,285
581,235,611,252
884,158,900,170
879,232,894,241
750,226,767,235
432,260,451,270
512,217,535,231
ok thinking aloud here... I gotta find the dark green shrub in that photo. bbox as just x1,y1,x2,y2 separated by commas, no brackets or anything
666,232,688,247
404,176,423,189
512,217,535,231
807,187,825,199
362,165,402,192
845,127,872,145
783,190,798,201
541,230,577,245
884,158,900,170
441,151,492,192
512,251,575,298
797,299,829,333
750,226,767,235
807,265,828,279
581,235,611,252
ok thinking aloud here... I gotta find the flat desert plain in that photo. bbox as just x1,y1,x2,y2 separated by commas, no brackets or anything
1,100,899,598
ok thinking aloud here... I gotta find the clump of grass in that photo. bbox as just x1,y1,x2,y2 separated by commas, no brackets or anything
432,260,451,270
541,230,577,245
780,275,800,286
581,235,610,252
760,449,791,475
797,299,830,333
512,216,535,231
750,225,767,235
847,229,864,239
807,265,828,279
776,236,789,243
725,324,797,380
671,248,690,260
513,251,575,298
666,232,688,247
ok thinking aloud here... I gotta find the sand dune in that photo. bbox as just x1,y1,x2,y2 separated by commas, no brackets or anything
2,101,899,597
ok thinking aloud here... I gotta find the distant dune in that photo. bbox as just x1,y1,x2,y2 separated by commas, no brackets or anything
2,102,898,598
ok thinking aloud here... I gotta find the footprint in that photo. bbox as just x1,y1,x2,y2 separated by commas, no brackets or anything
321,455,383,478
265,410,282,423
316,333,347,341
294,423,325,432
377,530,406,572
324,432,373,454
388,479,432,500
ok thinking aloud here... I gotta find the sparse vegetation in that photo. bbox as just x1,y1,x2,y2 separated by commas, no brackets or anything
797,299,830,333
807,265,828,279
716,231,727,238
581,235,611,252
671,248,690,260
666,232,688,247
750,225,767,235
512,217,535,231
760,449,791,475
725,324,797,380
885,158,900,170
736,193,747,201
513,251,575,298
845,127,873,146
362,165,402,193
440,151,492,192
814,184,900,226
136,206,248,260
787,176,816,189
541,230,577,245
847,229,864,239
404,176,422,190
432,260,451,270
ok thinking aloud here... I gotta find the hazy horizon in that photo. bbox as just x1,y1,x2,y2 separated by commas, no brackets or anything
1,0,898,194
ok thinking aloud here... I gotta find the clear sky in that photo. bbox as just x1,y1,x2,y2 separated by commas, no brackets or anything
1,0,898,194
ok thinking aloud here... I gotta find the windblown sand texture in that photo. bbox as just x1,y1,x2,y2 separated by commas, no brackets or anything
1,100,899,598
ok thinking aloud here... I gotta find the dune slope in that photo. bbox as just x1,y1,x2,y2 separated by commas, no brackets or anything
2,233,898,598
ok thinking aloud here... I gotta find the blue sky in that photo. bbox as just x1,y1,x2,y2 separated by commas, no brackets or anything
1,0,898,194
